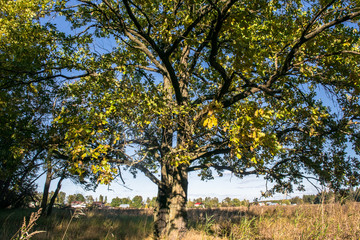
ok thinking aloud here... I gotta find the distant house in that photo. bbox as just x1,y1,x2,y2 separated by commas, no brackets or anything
119,204,130,208
194,202,204,208
92,201,105,208
266,202,278,206
71,201,86,208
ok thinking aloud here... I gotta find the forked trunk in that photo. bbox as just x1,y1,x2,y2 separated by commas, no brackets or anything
154,165,188,239
47,173,65,216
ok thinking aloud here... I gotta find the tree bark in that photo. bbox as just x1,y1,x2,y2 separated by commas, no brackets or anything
47,172,65,216
154,164,188,239
40,164,52,214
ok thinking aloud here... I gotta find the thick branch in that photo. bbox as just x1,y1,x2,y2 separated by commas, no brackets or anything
187,163,257,176
121,0,183,104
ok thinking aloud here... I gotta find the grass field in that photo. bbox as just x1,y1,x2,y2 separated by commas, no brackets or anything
1,203,360,239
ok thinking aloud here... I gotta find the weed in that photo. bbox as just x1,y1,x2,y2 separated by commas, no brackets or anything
10,208,45,240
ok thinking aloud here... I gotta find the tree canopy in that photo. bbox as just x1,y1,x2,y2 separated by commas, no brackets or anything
0,0,99,209
57,0,360,190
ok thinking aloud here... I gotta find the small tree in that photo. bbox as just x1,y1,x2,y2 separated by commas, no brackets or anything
120,197,132,205
111,197,121,207
99,195,104,203
231,198,241,207
221,197,232,207
131,195,143,208
86,195,94,204
146,197,157,208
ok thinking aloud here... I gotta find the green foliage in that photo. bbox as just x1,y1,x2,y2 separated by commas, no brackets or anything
53,0,360,196
48,191,66,205
99,194,104,203
0,0,58,209
145,197,157,208
85,195,94,204
67,193,85,204
302,188,360,204
131,195,143,208
110,197,121,207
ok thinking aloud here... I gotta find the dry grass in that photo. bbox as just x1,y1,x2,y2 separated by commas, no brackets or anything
1,203,360,240
10,208,46,240
190,203,360,240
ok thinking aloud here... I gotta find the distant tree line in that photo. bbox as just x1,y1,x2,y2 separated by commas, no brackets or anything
301,188,360,204
187,197,250,208
110,196,158,208
31,187,360,210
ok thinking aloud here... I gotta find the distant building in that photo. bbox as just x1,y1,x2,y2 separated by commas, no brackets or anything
92,201,105,208
194,202,204,208
119,204,130,208
71,201,86,208
266,202,278,206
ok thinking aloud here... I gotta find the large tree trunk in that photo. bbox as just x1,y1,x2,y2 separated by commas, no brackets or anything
154,164,188,239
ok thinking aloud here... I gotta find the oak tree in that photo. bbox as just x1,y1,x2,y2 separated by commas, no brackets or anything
55,0,360,238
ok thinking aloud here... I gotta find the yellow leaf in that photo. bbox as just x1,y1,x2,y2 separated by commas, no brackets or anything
203,118,210,127
204,115,218,129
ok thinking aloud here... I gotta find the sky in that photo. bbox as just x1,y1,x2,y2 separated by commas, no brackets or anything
36,169,321,203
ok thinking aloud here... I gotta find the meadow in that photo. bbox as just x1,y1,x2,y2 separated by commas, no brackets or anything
1,203,360,240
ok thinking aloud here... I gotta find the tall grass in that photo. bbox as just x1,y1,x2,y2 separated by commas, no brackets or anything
190,202,360,239
1,208,153,240
1,203,359,239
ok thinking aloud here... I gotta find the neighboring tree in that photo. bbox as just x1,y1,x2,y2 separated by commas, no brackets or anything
193,198,203,204
203,197,219,208
75,193,86,202
111,197,121,207
56,191,67,205
86,195,94,204
221,197,232,207
240,199,250,207
0,0,95,209
0,0,58,209
231,198,241,207
146,197,157,208
55,1,360,238
131,195,143,208
303,194,317,204
120,197,132,205
186,200,194,208
67,195,76,204
290,196,303,205
67,193,85,204
99,194,104,203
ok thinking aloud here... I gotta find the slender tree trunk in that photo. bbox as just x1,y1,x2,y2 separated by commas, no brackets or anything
40,164,52,214
154,164,188,239
47,173,65,216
